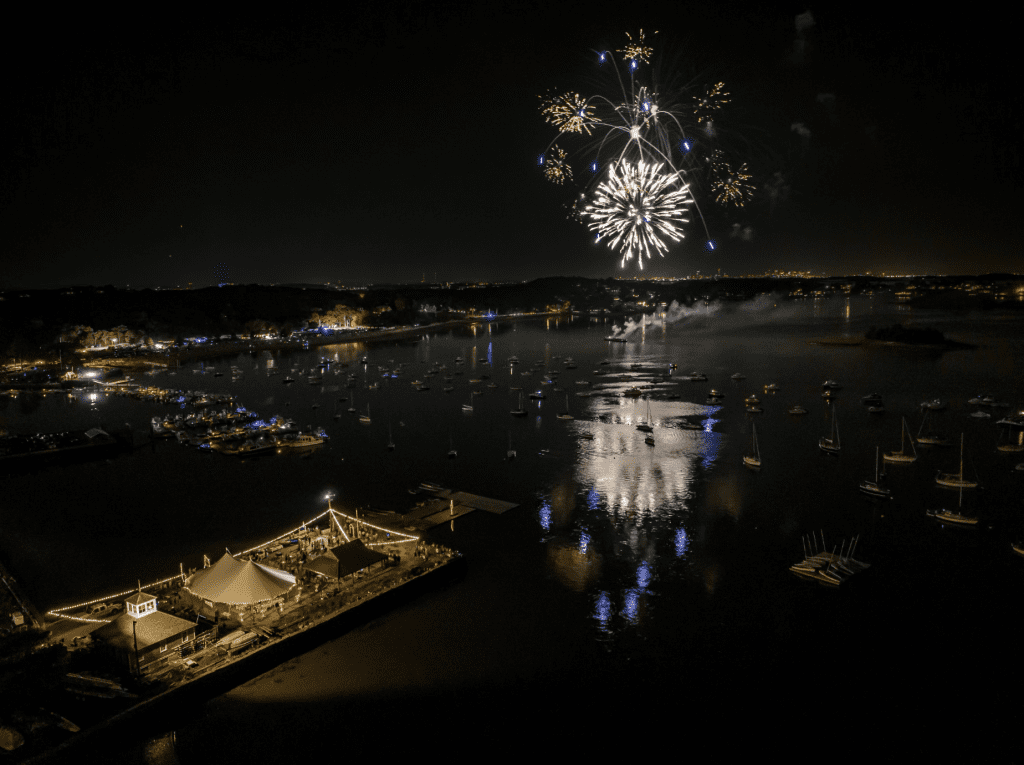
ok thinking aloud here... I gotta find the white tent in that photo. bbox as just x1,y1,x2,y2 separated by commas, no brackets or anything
185,552,295,605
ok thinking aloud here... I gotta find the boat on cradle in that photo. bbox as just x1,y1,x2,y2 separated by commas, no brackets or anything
931,484,977,526
859,446,891,497
789,533,869,586
636,400,654,433
819,406,840,454
935,434,978,489
788,405,807,415
557,394,574,420
884,417,918,463
743,423,761,469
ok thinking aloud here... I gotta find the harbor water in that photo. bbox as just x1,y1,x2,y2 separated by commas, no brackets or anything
3,294,1022,759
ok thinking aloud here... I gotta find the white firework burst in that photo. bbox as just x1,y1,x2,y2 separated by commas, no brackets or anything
583,160,692,270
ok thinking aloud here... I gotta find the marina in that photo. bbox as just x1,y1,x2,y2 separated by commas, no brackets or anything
3,297,1024,761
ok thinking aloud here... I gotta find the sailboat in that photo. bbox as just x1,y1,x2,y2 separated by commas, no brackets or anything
387,421,395,450
557,393,573,420
447,435,457,458
819,406,840,453
506,431,516,460
933,483,977,526
743,423,761,469
359,403,371,424
859,446,890,497
883,417,917,463
936,433,977,488
915,408,950,447
462,394,473,413
636,399,654,433
347,393,357,414
510,391,527,417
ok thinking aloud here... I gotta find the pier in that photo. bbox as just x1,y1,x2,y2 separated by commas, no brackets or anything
401,486,519,531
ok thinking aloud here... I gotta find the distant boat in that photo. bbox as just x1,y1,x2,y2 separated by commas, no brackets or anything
915,409,950,446
935,433,977,489
511,391,527,416
622,387,643,398
359,404,371,424
932,484,977,526
387,421,395,451
743,423,761,469
636,399,654,433
557,393,573,420
859,446,891,497
788,405,807,415
347,393,357,414
448,436,457,459
605,336,627,343
883,417,918,463
506,431,516,460
462,395,473,413
819,407,840,453
730,372,745,380
644,434,655,446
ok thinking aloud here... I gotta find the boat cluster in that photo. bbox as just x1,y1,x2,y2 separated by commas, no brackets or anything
790,533,870,587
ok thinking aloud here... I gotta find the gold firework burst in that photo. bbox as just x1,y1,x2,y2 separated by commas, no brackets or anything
539,92,598,135
617,29,656,65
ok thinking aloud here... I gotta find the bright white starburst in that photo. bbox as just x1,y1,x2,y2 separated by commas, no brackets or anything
583,160,692,270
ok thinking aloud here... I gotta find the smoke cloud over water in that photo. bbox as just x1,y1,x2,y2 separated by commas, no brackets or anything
607,295,797,338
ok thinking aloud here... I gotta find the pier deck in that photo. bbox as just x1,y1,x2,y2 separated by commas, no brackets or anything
402,486,519,530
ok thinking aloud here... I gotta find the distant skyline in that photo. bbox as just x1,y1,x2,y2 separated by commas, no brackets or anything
4,4,1020,289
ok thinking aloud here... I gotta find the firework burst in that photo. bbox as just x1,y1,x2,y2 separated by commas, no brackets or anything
583,160,692,269
539,92,598,135
710,152,755,207
536,31,753,269
617,29,656,66
694,82,730,126
543,146,573,185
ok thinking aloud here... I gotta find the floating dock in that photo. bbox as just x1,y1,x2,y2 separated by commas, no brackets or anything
402,486,519,530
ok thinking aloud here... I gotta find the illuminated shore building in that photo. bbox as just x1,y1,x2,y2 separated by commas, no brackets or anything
182,552,296,621
92,591,202,675
302,539,387,582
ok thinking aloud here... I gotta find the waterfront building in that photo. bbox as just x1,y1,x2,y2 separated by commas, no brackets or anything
303,539,387,581
92,591,200,675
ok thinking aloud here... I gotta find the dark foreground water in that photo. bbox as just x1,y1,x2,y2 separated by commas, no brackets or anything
3,294,1023,760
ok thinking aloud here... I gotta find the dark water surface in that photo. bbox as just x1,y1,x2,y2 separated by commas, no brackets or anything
3,295,1022,759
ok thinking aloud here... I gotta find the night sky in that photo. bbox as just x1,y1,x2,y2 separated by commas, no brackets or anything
4,4,1020,289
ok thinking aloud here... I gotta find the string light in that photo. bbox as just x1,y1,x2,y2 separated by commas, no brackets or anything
48,507,420,623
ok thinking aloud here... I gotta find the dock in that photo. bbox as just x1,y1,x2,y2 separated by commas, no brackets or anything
401,486,519,530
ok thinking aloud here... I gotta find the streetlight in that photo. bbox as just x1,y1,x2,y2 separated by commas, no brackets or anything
325,492,334,510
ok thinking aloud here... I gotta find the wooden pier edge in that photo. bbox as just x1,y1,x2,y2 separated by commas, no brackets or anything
24,554,467,764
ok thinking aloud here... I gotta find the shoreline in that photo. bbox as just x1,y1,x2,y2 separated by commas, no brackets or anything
77,314,569,371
